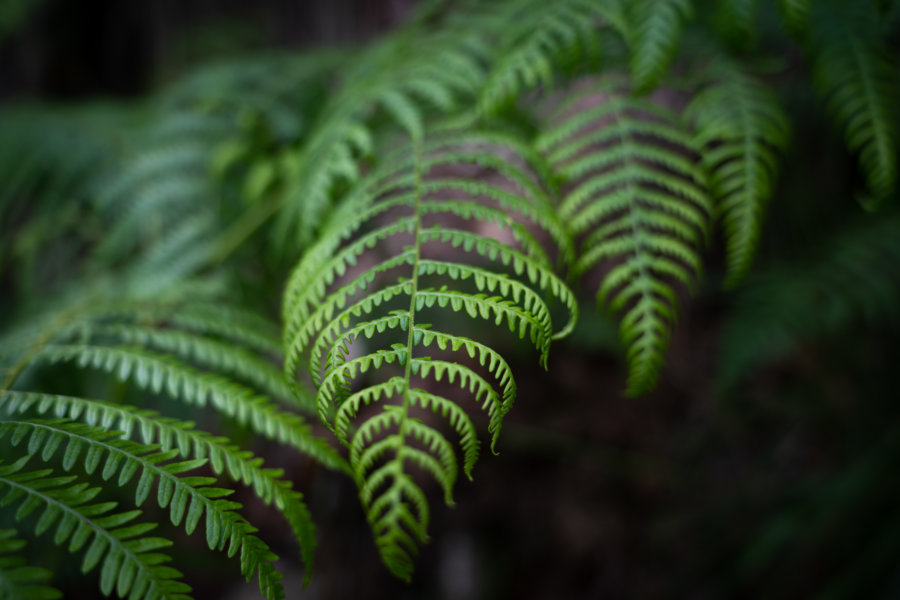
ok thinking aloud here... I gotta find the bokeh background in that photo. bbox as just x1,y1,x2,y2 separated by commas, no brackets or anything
3,1,900,598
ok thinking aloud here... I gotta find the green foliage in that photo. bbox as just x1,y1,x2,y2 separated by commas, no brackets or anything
470,0,607,115
283,132,576,579
0,529,60,600
538,83,710,395
623,0,693,93
2,0,900,594
808,0,899,207
686,64,789,287
0,456,191,600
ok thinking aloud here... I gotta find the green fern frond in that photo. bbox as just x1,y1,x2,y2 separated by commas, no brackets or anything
473,0,607,115
0,390,319,584
89,324,300,412
0,528,60,600
538,83,710,395
28,344,347,473
623,0,693,93
810,0,900,207
162,302,285,358
686,66,789,287
92,111,226,270
0,456,191,600
275,26,488,246
283,131,576,579
0,419,286,599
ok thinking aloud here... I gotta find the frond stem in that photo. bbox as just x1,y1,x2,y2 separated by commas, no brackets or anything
397,135,425,447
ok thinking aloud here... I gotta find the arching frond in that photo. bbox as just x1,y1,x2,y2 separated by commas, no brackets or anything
538,82,711,394
283,130,576,579
686,65,789,286
0,419,286,599
27,344,346,473
0,528,60,600
0,456,192,600
88,324,299,411
0,390,318,584
810,0,900,207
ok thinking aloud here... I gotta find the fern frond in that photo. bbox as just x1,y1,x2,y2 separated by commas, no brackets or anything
0,419,286,599
275,26,488,246
92,110,226,270
538,83,710,395
29,344,347,473
0,456,191,600
472,0,608,115
89,324,300,412
162,302,284,358
283,131,576,579
0,390,319,584
623,0,693,93
0,528,60,600
686,66,789,286
810,0,900,207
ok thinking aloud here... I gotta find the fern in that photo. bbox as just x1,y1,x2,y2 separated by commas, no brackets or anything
809,0,900,207
0,456,191,600
283,130,576,579
0,418,286,599
87,324,301,411
0,390,319,584
468,0,608,115
0,286,342,593
5,0,900,592
0,529,60,600
28,344,346,473
537,82,710,394
621,0,694,93
686,64,789,287
274,24,488,246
